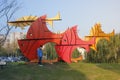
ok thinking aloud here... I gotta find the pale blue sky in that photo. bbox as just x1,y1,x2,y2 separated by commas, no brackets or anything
13,0,120,38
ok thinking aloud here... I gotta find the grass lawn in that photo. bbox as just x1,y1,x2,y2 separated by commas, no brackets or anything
0,62,120,80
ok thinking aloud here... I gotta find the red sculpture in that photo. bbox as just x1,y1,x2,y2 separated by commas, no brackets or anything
17,15,95,63
55,26,95,63
18,15,63,60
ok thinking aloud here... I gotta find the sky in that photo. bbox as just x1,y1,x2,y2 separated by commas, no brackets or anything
12,0,120,38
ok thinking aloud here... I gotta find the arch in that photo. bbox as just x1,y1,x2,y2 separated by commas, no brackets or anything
18,15,96,63
18,15,64,61
18,39,61,61
55,26,95,63
71,47,86,63
43,42,58,60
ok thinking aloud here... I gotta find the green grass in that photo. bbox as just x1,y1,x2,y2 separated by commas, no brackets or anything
0,62,120,80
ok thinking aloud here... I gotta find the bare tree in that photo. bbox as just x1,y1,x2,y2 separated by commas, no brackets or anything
0,0,20,46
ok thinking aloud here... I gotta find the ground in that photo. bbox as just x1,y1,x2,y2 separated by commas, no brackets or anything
0,62,120,80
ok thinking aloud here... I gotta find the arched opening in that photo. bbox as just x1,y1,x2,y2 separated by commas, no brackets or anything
42,42,58,63
71,47,86,63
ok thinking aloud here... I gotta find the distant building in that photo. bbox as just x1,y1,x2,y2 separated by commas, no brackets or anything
3,32,26,48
